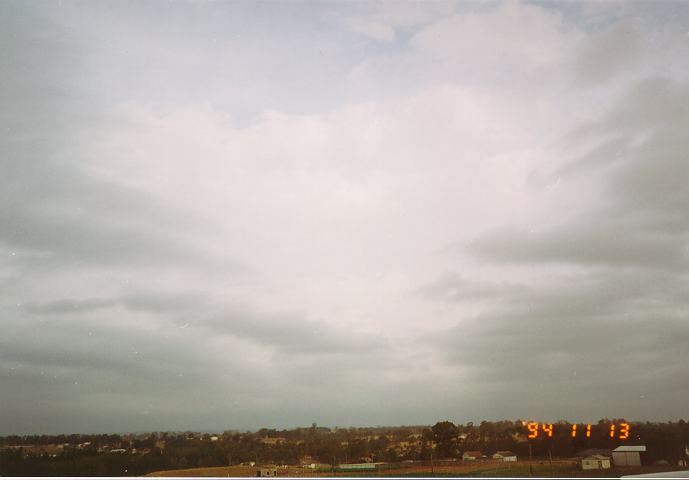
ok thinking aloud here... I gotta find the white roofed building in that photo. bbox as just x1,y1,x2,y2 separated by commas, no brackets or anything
492,451,517,462
613,445,646,467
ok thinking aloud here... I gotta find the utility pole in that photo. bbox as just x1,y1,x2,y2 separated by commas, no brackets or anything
430,442,435,474
528,443,533,477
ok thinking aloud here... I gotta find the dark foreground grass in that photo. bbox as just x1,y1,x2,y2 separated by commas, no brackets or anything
371,463,577,478
148,462,687,478
464,463,575,477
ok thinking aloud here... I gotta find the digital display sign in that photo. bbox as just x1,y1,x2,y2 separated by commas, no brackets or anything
524,422,630,440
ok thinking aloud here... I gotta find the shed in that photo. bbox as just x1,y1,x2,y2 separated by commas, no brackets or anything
582,455,611,470
613,445,646,467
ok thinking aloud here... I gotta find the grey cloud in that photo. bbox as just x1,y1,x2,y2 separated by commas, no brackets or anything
563,78,688,150
19,291,208,317
0,161,236,271
557,134,630,177
0,312,273,433
13,287,383,360
0,301,397,433
122,290,210,314
414,272,528,302
23,297,117,315
1,4,238,275
436,74,689,417
15,286,390,369
16,290,386,358
609,125,689,222
573,24,642,86
604,77,689,132
470,220,688,270
423,269,689,420
474,77,689,271
424,268,689,324
442,307,689,386
205,308,390,355
1,314,204,378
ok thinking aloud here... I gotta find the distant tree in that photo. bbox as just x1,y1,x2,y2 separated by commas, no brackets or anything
430,421,459,458
479,421,496,444
384,447,399,462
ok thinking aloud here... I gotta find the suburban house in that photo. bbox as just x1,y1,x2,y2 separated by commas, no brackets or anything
462,451,484,461
612,445,646,467
395,438,423,454
582,455,612,470
260,437,286,445
492,451,517,462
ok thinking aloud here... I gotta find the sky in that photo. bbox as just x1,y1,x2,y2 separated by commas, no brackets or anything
1,0,689,435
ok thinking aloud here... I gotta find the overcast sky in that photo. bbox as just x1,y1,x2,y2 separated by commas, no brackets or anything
2,0,689,435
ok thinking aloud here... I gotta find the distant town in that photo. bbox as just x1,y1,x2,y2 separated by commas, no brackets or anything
1,419,688,477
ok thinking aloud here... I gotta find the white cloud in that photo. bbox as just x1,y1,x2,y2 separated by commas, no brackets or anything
410,1,576,72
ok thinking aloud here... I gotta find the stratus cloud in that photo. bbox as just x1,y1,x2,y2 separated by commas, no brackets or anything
3,0,689,434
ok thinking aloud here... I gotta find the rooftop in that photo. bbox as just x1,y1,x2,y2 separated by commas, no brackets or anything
613,445,647,452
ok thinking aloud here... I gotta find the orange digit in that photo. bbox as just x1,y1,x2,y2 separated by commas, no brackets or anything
542,424,553,437
619,423,630,440
527,422,539,439
586,424,591,438
571,424,577,437
610,424,616,438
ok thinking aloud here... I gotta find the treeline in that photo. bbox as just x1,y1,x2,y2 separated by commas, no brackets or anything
1,420,688,476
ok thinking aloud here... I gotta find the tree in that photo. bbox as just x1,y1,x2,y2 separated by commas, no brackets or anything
430,421,459,458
